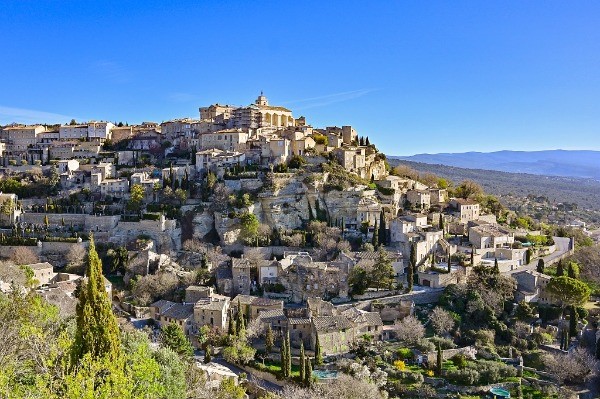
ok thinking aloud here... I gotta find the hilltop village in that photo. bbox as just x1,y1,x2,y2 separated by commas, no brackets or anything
1,94,599,399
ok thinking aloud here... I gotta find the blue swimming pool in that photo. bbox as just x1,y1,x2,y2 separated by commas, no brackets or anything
312,369,338,380
489,387,510,398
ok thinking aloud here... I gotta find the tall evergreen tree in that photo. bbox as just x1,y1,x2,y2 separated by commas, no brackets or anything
236,300,246,335
556,260,564,276
470,249,474,266
161,322,194,357
71,236,122,365
493,258,500,274
436,344,443,376
537,259,545,274
265,324,274,353
569,305,578,337
284,330,292,378
299,342,306,383
228,309,237,336
280,332,287,377
408,243,416,292
307,200,314,221
379,210,386,246
439,214,444,232
525,248,532,264
365,137,370,146
567,262,577,278
371,220,379,248
315,334,323,365
204,344,212,363
305,357,313,386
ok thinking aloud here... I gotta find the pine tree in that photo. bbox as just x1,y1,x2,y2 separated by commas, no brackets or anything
556,260,564,276
265,324,274,353
305,356,313,386
371,220,379,248
204,344,212,363
315,334,323,365
436,344,443,376
379,210,386,246
299,342,306,383
71,236,122,365
161,322,194,357
569,305,578,337
537,259,545,274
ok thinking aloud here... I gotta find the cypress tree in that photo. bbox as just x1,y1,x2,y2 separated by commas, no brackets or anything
439,214,444,232
365,137,370,146
305,357,313,386
204,344,212,363
71,235,122,365
447,254,451,273
470,249,474,266
537,259,545,274
285,330,292,378
379,210,386,246
228,310,237,336
299,342,306,383
408,244,416,292
525,248,532,264
341,217,345,236
236,300,246,335
308,200,314,221
493,258,500,274
556,260,564,276
569,305,578,337
372,220,379,248
265,324,274,353
567,262,577,278
315,334,323,365
596,338,600,359
280,332,287,377
436,344,443,376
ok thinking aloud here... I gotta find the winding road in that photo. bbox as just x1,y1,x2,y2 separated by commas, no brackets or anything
507,236,572,275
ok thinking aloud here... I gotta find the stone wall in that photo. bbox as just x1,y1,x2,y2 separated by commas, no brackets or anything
21,213,120,232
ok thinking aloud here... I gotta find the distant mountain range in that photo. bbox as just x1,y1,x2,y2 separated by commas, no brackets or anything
391,150,600,180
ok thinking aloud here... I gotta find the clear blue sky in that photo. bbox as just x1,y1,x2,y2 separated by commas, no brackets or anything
1,1,599,155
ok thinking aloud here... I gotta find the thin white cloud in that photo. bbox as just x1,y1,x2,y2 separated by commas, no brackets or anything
91,60,131,83
283,89,377,110
0,105,77,125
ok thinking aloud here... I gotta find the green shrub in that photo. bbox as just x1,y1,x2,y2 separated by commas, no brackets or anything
446,368,480,385
396,347,413,360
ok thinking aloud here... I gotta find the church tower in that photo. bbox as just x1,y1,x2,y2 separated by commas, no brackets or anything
255,91,269,106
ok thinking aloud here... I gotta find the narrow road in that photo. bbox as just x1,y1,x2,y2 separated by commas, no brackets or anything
507,236,571,275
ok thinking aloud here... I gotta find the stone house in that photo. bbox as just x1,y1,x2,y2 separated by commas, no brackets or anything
232,257,253,295
449,198,481,223
468,222,514,250
406,189,431,210
26,262,55,286
193,296,230,332
513,270,552,304
311,315,354,355
231,295,284,322
149,300,194,336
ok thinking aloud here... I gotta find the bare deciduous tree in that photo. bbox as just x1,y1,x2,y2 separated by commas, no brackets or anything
10,247,39,266
547,347,598,385
429,307,456,336
393,315,425,346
